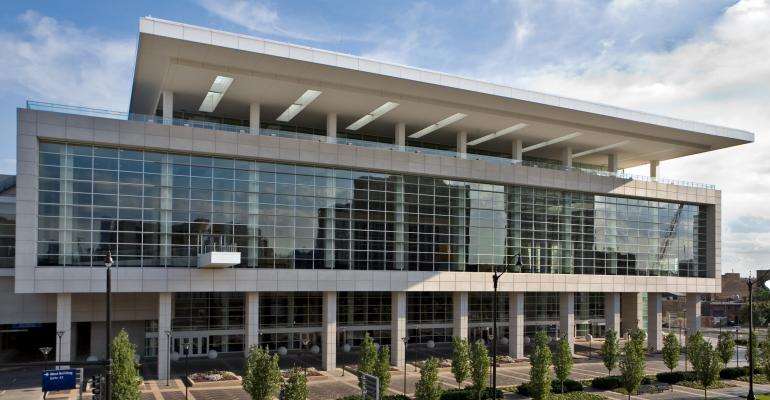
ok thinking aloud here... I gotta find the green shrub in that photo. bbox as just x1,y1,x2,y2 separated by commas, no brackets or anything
336,396,362,400
736,338,748,346
384,396,412,400
719,366,750,379
518,380,582,396
655,371,696,384
591,375,622,390
438,388,502,400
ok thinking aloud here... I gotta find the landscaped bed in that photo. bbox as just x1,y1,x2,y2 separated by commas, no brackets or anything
676,380,735,390
187,370,241,387
282,367,326,380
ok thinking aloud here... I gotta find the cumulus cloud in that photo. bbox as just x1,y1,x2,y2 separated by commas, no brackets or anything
0,11,134,110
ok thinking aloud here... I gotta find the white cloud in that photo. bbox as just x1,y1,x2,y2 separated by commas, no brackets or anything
0,11,134,110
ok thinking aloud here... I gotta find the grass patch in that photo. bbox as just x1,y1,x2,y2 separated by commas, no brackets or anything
737,375,770,384
675,380,735,390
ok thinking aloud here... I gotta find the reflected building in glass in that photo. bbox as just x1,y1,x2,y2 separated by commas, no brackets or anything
1,18,753,378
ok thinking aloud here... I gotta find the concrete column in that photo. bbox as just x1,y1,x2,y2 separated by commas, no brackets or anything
650,160,660,178
608,153,619,173
326,113,337,142
456,131,467,158
648,293,663,351
162,90,173,125
391,292,407,368
452,292,468,339
249,103,261,133
395,122,406,147
604,293,621,334
509,292,524,358
56,293,72,367
321,292,337,371
245,292,259,353
561,146,573,168
621,293,643,335
559,292,575,353
686,293,702,333
157,293,172,382
512,139,523,162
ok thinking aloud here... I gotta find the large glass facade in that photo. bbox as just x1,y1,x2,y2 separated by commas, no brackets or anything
36,142,709,277
0,201,14,268
172,292,244,331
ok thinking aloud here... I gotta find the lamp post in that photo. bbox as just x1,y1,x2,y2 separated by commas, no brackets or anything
402,336,410,395
301,335,310,377
56,330,64,363
165,330,171,387
587,322,592,360
184,341,190,400
491,254,523,400
104,250,113,400
746,270,770,400
341,327,346,377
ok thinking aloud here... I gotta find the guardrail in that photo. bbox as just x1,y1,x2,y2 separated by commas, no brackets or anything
26,100,715,190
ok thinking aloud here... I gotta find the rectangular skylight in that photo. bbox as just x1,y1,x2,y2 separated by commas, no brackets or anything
467,123,528,146
198,75,234,112
408,113,467,139
346,102,400,130
523,132,583,152
276,89,322,122
572,140,630,158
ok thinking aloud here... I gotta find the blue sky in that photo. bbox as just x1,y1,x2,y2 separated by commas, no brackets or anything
1,0,769,275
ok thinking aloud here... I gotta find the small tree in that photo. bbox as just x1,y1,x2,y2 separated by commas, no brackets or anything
529,330,553,400
414,357,442,400
694,342,722,400
283,368,308,400
619,329,646,400
716,331,735,366
450,336,470,388
760,329,770,383
111,329,140,400
553,335,573,394
469,339,490,396
602,328,620,376
374,345,392,399
746,330,760,371
243,345,282,400
687,331,707,372
662,331,680,372
358,333,378,375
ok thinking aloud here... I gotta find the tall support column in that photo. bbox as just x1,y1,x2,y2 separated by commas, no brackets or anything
512,139,523,162
456,131,467,158
604,293,621,334
326,113,337,143
561,147,573,168
56,293,72,367
509,292,524,358
608,153,619,173
157,293,172,382
162,90,173,125
322,292,337,371
391,292,407,367
686,293,702,333
453,292,468,339
245,292,259,353
560,292,575,353
395,122,406,147
249,103,261,133
650,160,660,178
648,293,663,350
621,293,643,335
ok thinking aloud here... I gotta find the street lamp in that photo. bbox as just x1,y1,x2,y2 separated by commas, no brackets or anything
39,346,53,361
746,270,770,400
491,254,523,400
104,250,113,400
301,335,311,377
401,336,410,395
183,341,191,400
587,322,592,360
736,327,740,368
56,330,65,363
340,327,347,377
165,330,171,387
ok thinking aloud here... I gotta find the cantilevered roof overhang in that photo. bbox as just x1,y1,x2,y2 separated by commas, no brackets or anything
130,17,754,169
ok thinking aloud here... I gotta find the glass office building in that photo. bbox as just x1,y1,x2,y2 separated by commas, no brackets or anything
3,17,749,378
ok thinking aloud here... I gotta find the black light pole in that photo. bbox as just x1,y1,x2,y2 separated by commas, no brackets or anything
104,250,113,400
747,270,770,400
184,341,190,400
402,336,409,395
736,327,740,368
491,254,522,400
165,330,171,387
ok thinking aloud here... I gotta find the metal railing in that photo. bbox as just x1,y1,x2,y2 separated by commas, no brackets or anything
26,100,715,189
196,234,238,254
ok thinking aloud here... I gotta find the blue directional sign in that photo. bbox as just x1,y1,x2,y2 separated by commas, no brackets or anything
42,369,77,392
